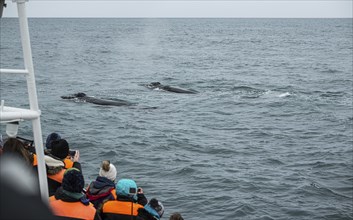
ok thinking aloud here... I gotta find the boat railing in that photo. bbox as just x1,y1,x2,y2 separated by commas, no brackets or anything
0,0,49,202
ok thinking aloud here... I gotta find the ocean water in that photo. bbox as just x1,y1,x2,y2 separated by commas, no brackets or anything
0,18,352,220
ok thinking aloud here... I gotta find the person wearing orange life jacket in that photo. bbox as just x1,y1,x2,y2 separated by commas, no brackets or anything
100,179,148,220
86,160,118,209
50,168,101,220
44,132,75,169
45,139,81,196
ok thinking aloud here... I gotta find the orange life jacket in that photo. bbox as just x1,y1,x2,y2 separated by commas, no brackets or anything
32,154,38,166
47,168,66,183
63,158,74,169
50,196,96,220
102,199,143,216
111,189,117,200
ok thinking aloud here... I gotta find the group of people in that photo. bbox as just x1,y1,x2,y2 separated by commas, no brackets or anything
0,133,184,220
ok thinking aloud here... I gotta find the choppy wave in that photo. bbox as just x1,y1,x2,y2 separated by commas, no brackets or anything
1,18,352,220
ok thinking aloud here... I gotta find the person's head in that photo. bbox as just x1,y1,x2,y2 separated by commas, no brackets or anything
45,132,61,149
99,160,117,182
116,179,137,199
62,168,84,193
2,138,33,166
51,139,69,160
144,198,164,219
169,213,184,220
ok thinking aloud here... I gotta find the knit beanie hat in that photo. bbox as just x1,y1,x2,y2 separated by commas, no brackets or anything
99,160,117,182
144,198,164,219
62,168,84,193
51,139,69,159
45,132,61,149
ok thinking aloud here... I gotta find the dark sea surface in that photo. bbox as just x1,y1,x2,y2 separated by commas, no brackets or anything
1,18,352,220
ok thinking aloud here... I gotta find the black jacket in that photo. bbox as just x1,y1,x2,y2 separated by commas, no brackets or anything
136,208,159,220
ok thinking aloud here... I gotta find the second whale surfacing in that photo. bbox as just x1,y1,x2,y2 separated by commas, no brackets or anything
144,82,198,94
61,92,135,106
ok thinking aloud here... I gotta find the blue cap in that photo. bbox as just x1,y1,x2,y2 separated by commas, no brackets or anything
116,179,137,199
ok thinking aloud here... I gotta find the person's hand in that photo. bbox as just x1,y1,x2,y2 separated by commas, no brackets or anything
137,187,143,194
72,150,80,162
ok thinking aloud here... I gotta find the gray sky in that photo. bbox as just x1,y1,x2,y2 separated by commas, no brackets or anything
2,1,353,18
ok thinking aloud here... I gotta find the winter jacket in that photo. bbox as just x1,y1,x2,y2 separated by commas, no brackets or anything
136,208,159,220
86,176,116,209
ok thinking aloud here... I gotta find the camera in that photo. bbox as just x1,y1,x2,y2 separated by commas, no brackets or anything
129,188,137,194
69,150,76,157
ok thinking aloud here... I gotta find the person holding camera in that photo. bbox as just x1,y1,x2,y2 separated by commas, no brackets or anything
100,178,147,220
43,132,78,170
44,139,81,196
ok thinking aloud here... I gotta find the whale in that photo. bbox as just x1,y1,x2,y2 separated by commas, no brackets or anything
61,93,134,106
144,82,198,94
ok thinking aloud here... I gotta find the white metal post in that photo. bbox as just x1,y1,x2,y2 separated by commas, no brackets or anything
16,0,49,202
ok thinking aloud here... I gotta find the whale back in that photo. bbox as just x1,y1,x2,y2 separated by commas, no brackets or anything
75,92,87,98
